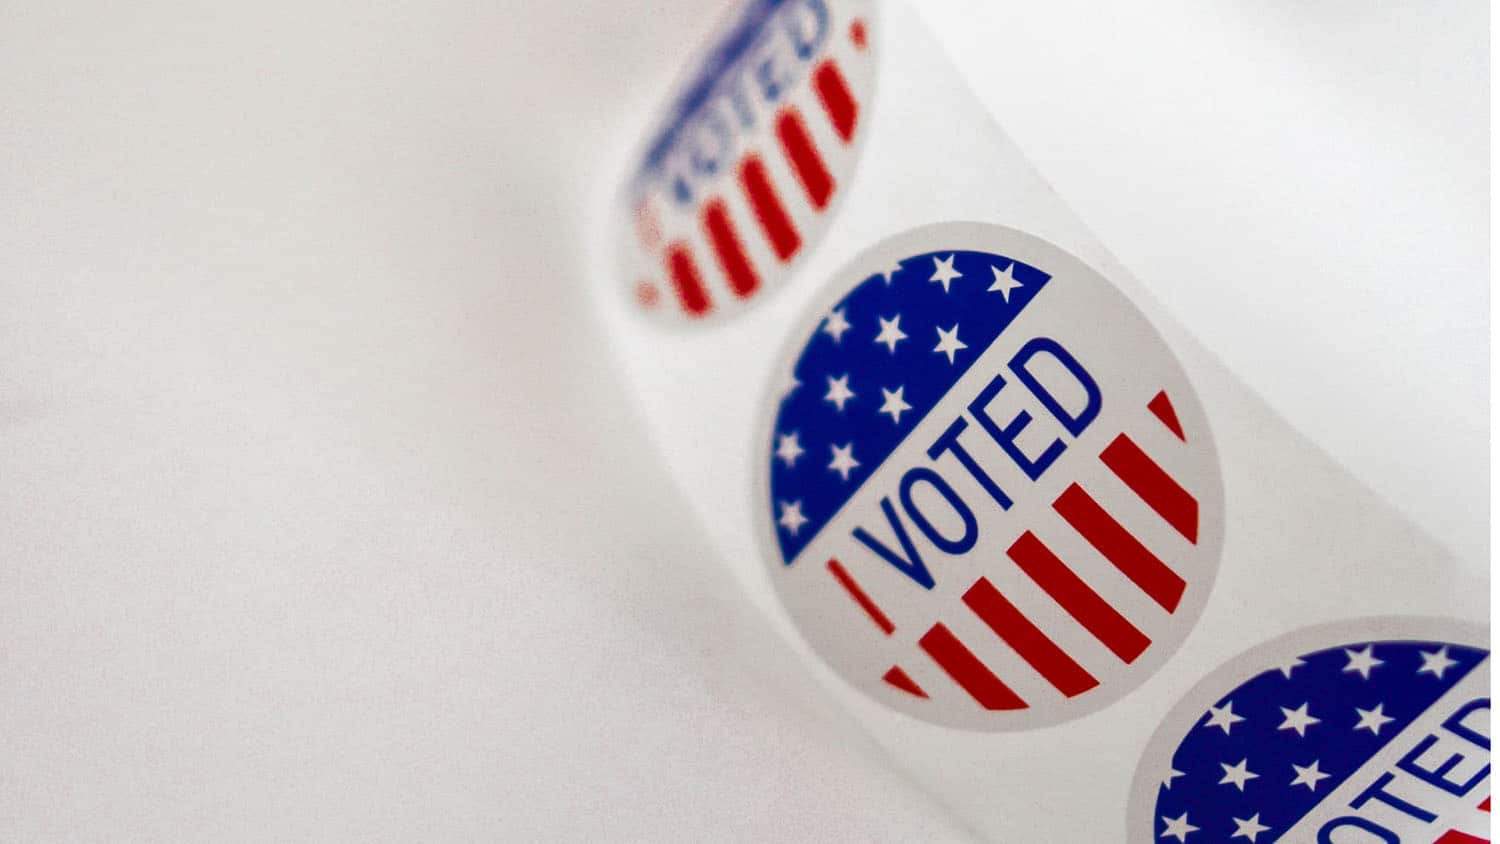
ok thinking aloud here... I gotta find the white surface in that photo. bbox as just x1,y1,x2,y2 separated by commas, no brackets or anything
0,0,1486,839
0,1,968,840
919,0,1490,566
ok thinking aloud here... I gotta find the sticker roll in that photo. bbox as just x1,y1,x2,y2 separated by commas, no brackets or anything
590,1,1487,838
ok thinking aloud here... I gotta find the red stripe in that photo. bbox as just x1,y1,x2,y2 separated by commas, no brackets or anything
1434,831,1486,844
812,60,858,143
826,558,894,635
963,577,1098,697
1054,484,1187,613
701,198,759,299
919,623,1027,710
1006,531,1152,663
849,18,867,50
776,107,834,209
1100,434,1199,544
1147,390,1186,441
738,154,801,261
664,243,711,317
634,201,661,252
882,666,927,698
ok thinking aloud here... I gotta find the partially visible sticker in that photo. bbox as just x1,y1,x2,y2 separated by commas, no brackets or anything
618,0,876,324
1128,618,1490,844
756,223,1224,731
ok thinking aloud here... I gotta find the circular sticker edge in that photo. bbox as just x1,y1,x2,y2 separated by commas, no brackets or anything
750,220,1228,732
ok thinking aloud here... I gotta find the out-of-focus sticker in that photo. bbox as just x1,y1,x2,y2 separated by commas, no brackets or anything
619,0,876,324
756,222,1224,730
1127,618,1490,844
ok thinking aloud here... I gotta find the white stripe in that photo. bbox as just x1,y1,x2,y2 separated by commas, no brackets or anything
938,598,1056,708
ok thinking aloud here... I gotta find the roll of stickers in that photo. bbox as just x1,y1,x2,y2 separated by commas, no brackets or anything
591,1,1488,838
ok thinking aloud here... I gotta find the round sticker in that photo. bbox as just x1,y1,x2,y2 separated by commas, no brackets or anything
1127,617,1490,844
617,0,877,324
756,222,1225,730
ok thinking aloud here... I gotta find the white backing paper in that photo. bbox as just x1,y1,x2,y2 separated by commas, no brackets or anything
592,2,1488,837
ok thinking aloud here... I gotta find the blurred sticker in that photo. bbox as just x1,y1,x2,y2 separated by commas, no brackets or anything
619,0,876,323
1127,618,1490,844
757,222,1224,730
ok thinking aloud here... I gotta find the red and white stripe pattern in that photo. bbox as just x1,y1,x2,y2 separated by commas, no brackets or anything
828,390,1200,711
1434,797,1491,844
631,16,872,320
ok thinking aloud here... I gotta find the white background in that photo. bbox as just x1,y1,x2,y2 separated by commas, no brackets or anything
0,0,1485,839
920,0,1489,566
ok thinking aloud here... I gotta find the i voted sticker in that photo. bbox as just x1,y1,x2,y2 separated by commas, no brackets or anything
756,223,1224,730
618,0,876,324
1127,618,1490,844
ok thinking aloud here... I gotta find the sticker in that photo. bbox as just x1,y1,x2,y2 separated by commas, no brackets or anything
1127,618,1490,844
618,0,876,324
756,222,1224,730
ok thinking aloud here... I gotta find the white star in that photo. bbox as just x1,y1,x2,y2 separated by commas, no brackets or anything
929,254,962,292
827,443,860,481
879,259,904,285
1218,758,1259,791
933,324,968,364
1162,767,1184,790
873,314,908,353
1160,812,1199,842
1290,759,1331,791
1204,701,1245,734
774,432,804,468
1343,645,1384,680
1418,646,1460,679
1230,813,1271,842
987,262,1024,301
1354,703,1395,735
777,500,808,535
878,386,913,425
1275,656,1306,679
823,374,855,412
1278,702,1321,737
822,306,852,343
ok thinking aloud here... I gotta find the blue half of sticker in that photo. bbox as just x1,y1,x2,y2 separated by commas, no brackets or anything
769,251,1051,563
1153,640,1490,843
